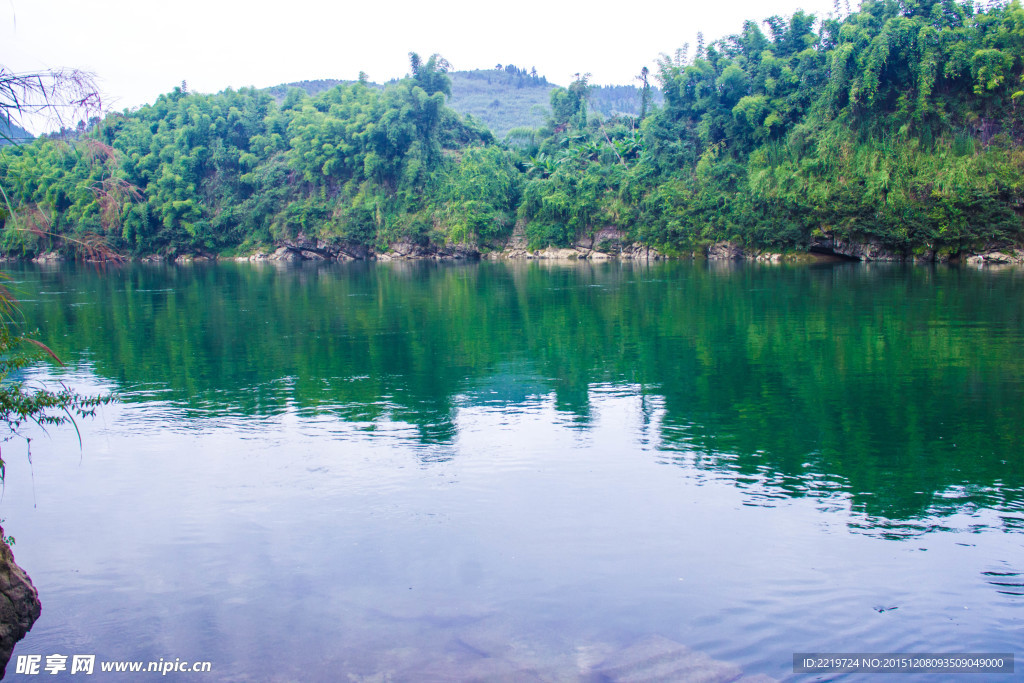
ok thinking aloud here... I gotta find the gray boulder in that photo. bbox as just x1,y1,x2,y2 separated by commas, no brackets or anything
0,529,40,678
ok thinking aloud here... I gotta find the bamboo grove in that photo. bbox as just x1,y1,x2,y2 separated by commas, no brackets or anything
2,0,1023,258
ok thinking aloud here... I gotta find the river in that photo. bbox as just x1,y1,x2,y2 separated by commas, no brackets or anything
2,259,1021,681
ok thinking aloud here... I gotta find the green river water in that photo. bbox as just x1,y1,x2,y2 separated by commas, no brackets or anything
1,259,1021,681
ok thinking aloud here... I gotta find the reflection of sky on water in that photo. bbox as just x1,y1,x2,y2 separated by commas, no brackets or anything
4,375,1020,682
5,366,1021,682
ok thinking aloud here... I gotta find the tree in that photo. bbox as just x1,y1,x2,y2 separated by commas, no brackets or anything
636,66,652,120
549,73,593,130
408,52,452,97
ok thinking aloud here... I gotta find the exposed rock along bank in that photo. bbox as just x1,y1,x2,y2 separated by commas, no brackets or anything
808,232,1024,265
224,226,665,263
16,227,1024,265
122,227,667,264
198,236,1024,265
0,529,41,678
703,233,1024,264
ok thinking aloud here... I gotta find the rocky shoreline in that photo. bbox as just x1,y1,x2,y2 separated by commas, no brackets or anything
12,227,1024,266
0,529,41,678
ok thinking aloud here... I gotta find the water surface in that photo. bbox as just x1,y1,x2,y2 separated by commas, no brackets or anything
2,260,1022,681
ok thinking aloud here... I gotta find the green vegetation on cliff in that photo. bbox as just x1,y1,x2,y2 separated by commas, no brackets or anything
2,0,1024,259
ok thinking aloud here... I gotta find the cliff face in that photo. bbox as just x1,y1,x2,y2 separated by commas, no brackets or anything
0,528,41,679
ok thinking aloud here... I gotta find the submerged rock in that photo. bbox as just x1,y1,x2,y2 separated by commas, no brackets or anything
587,634,743,683
0,529,41,678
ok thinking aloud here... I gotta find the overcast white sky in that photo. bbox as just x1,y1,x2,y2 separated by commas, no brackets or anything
6,0,839,120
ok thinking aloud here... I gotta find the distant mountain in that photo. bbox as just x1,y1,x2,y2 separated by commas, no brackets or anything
446,68,555,138
445,67,663,138
0,118,33,146
264,78,366,101
266,68,661,140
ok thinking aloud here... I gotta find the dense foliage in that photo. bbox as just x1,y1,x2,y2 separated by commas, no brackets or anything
517,0,1024,254
0,54,519,256
2,0,1024,258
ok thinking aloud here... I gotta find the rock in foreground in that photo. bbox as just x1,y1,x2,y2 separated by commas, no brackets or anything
0,528,41,679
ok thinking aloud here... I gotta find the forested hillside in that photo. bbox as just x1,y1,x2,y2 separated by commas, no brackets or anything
265,67,659,139
0,54,515,257
262,68,554,137
2,0,1023,260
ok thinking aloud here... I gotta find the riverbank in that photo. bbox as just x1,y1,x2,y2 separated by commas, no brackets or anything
8,228,1024,266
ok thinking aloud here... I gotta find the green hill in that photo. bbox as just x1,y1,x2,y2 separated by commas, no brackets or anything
446,67,663,137
264,68,555,137
446,67,554,137
266,68,662,139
